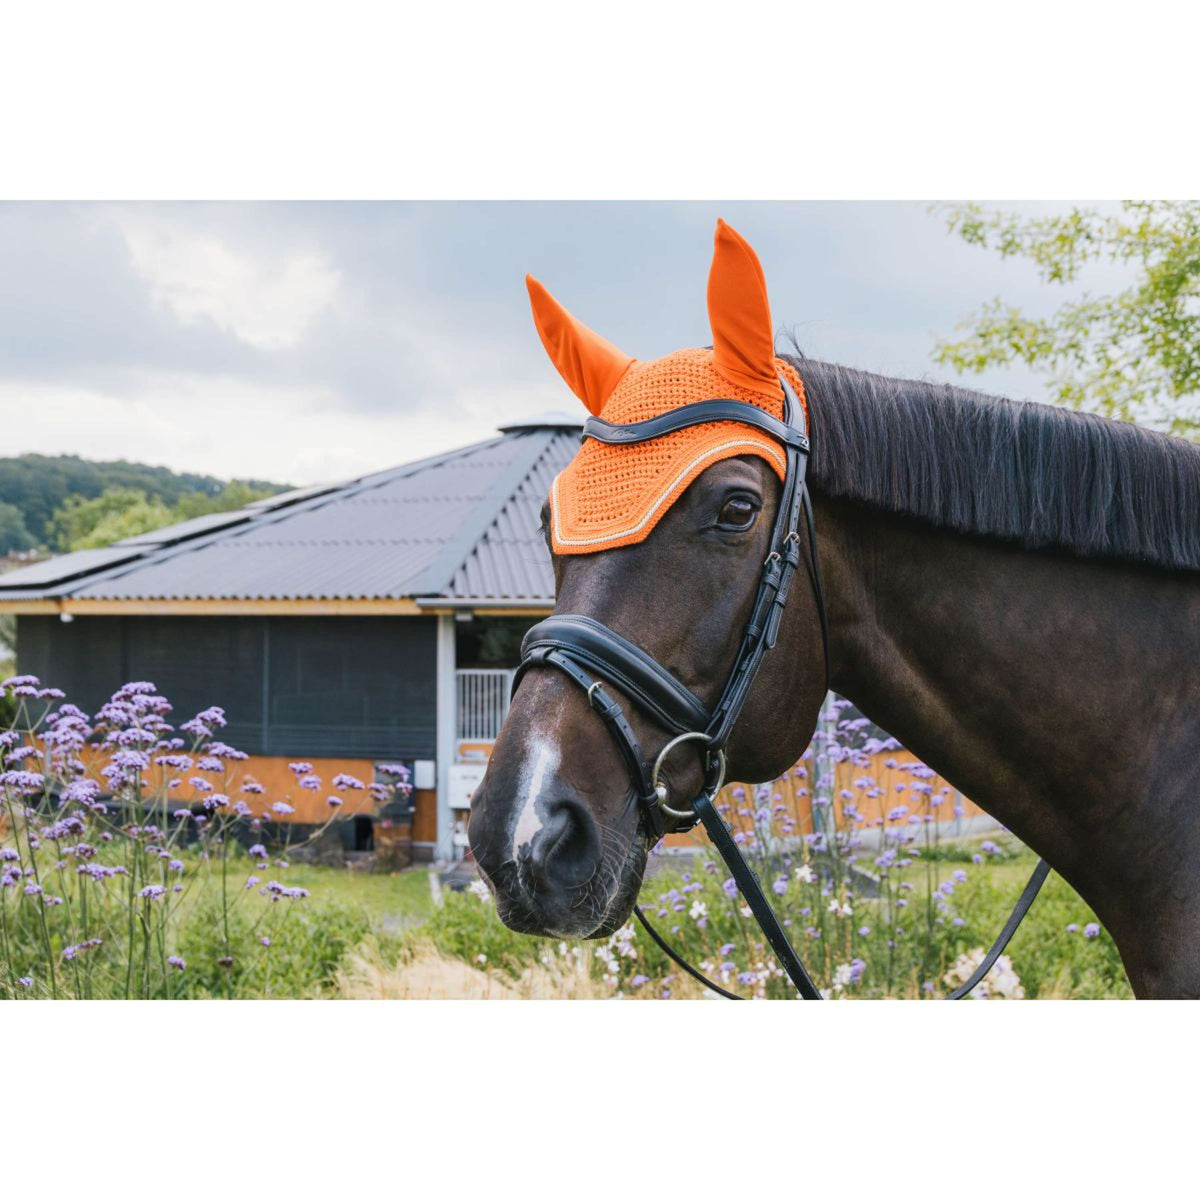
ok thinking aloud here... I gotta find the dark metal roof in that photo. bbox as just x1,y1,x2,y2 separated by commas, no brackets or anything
0,417,584,607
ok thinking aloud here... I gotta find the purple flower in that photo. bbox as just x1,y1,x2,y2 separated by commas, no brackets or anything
298,778,320,792
63,938,102,961
168,955,186,970
249,844,268,859
327,795,343,808
182,706,226,737
719,943,735,958
771,878,788,895
722,879,738,899
78,863,126,880
262,880,308,900
260,936,272,947
630,974,648,989
1066,923,1079,933
857,925,870,937
332,773,365,791
1,769,46,794
240,780,265,795
1083,923,1100,939
272,801,295,815
288,762,314,777
17,976,32,989
139,885,166,900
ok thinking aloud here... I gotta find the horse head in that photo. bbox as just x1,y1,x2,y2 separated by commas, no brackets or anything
468,221,828,939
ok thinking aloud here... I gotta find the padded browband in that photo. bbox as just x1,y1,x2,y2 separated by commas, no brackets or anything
518,614,711,735
583,398,810,451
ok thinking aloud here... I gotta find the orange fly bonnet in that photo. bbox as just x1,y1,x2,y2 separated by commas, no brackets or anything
527,219,807,555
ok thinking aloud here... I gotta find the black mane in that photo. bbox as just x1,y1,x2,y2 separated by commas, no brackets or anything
786,355,1200,572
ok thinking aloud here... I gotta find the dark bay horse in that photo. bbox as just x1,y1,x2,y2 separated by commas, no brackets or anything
469,356,1200,1001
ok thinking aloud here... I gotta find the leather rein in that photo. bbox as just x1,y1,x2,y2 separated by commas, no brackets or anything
513,375,1049,1000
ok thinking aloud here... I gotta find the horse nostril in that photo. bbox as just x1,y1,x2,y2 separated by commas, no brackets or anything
527,800,601,893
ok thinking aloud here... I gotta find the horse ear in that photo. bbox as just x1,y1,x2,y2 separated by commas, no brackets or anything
526,275,634,416
707,219,783,402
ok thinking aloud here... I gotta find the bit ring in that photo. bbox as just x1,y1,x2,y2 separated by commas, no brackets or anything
651,732,727,820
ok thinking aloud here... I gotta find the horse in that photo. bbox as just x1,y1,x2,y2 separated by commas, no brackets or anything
467,222,1200,999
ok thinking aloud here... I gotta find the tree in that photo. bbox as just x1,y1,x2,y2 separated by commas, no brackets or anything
0,501,34,554
50,487,175,551
172,480,276,521
48,480,280,552
933,201,1200,438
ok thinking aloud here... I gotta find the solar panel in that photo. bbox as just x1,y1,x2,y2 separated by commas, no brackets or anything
114,510,252,547
0,547,142,589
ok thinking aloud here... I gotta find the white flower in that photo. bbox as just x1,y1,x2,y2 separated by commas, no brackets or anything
474,953,487,964
689,899,708,922
468,878,492,903
828,897,852,918
794,864,816,884
943,949,1025,999
739,904,752,918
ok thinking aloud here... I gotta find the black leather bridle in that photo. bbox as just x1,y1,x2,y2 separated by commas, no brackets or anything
513,374,1048,1000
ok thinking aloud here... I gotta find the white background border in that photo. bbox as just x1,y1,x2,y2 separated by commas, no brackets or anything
3,1,1197,1192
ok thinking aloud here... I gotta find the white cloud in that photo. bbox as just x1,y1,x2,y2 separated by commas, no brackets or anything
118,217,340,351
1,370,563,487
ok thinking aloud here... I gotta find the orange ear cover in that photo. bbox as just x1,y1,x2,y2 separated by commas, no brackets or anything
707,219,784,403
526,275,635,417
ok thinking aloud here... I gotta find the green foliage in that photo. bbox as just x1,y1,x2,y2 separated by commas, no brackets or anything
176,896,371,998
953,867,1131,999
48,479,281,551
419,888,545,980
934,201,1200,437
0,453,284,548
0,501,35,554
50,486,175,550
171,480,278,522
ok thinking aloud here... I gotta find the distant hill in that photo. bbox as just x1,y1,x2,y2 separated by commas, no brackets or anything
0,454,288,552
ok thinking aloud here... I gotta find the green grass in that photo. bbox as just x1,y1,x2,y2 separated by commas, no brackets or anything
280,863,436,929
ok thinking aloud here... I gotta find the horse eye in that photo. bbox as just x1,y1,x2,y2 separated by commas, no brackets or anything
718,497,758,529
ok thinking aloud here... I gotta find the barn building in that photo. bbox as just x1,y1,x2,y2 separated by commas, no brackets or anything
0,414,581,860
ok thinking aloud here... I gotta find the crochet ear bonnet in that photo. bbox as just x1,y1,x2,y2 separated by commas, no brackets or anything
526,219,806,555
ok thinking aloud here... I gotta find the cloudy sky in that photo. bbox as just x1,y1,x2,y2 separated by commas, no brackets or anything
0,201,1104,487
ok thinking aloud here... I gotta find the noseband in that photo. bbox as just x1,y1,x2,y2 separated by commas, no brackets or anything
513,375,1048,1001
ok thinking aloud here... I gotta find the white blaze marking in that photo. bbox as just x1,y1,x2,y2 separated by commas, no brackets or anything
512,737,558,857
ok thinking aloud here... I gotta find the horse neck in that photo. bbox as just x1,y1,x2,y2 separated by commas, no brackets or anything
812,494,1200,982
